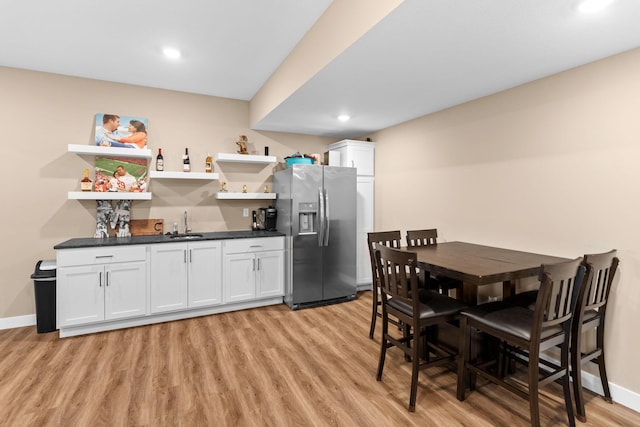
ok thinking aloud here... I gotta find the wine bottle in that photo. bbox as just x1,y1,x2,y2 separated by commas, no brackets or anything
156,148,164,171
80,168,92,191
183,148,191,172
205,153,213,173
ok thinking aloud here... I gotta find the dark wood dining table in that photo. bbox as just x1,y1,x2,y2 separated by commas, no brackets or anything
401,241,569,306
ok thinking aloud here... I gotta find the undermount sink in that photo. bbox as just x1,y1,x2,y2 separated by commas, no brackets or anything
170,233,204,240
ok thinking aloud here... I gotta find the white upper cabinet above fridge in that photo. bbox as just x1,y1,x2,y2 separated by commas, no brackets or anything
326,140,375,177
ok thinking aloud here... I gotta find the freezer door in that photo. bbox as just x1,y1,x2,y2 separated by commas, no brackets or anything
290,165,324,305
322,166,357,300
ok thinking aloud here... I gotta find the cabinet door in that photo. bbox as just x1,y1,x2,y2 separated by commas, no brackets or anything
57,265,105,327
188,241,223,307
150,243,188,313
343,145,374,176
357,176,374,286
256,250,284,299
223,253,256,303
105,261,148,320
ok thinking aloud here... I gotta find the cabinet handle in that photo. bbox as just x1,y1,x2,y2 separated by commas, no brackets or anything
95,255,113,259
99,271,102,287
189,249,192,263
252,259,256,271
106,271,110,287
184,250,187,263
257,258,261,271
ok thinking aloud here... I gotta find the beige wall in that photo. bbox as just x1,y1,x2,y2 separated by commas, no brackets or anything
0,66,334,319
369,48,640,394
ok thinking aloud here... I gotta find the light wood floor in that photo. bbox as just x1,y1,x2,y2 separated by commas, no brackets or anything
1,292,638,426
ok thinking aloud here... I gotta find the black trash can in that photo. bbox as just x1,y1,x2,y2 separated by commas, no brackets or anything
30,260,57,333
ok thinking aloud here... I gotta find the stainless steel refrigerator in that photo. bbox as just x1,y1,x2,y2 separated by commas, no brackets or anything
274,165,357,309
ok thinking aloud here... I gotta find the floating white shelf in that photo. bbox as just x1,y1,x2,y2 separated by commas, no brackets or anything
215,192,276,200
68,192,152,200
68,144,152,159
149,171,219,180
215,153,276,164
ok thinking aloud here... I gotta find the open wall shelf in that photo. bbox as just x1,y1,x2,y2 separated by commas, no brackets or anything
68,192,152,200
68,144,152,159
149,171,219,180
215,193,276,200
215,153,276,164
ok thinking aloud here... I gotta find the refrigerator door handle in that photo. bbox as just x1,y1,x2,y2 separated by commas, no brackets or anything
318,187,324,246
323,188,330,246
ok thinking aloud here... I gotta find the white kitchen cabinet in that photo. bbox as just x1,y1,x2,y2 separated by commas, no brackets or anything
326,139,375,176
256,250,285,298
55,235,284,337
57,246,148,327
150,243,188,312
357,176,375,286
222,237,284,303
150,240,222,312
187,241,223,307
327,140,375,289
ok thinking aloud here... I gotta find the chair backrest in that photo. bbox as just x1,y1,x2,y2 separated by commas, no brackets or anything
368,231,402,284
579,250,619,315
406,229,438,247
534,258,589,341
375,245,420,308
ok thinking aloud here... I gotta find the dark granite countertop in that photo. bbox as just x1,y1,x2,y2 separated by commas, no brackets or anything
54,230,285,250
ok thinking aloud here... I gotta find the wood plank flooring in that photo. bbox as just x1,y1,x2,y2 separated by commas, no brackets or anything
1,292,638,426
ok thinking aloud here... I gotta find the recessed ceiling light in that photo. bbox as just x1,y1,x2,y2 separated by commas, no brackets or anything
338,115,350,122
577,0,614,14
163,47,181,59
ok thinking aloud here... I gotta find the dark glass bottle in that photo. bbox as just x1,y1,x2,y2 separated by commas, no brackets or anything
182,148,190,172
156,148,164,171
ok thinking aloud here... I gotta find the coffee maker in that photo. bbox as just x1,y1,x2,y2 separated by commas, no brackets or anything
257,206,278,231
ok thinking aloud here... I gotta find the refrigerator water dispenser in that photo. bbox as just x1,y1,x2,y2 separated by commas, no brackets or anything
298,202,317,234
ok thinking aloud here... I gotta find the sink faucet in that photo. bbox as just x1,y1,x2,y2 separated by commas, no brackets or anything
184,211,192,234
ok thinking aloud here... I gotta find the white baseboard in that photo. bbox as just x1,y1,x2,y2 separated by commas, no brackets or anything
582,370,640,413
0,314,36,330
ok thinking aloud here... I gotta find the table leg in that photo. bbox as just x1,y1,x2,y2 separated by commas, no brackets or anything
462,282,476,306
502,280,515,300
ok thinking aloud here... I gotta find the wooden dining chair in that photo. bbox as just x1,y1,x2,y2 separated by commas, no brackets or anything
406,229,463,299
572,250,619,422
375,244,466,412
367,231,402,339
457,257,589,427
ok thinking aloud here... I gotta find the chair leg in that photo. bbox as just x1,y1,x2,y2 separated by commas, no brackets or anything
404,324,412,362
369,288,378,339
409,325,421,412
527,349,541,427
376,313,388,381
561,342,577,427
571,329,587,422
597,325,612,403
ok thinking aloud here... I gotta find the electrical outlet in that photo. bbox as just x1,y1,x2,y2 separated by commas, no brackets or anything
243,208,249,217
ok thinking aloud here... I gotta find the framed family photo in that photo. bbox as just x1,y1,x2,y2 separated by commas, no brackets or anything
94,113,148,149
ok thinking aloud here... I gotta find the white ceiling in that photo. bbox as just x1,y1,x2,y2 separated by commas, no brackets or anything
2,0,639,139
